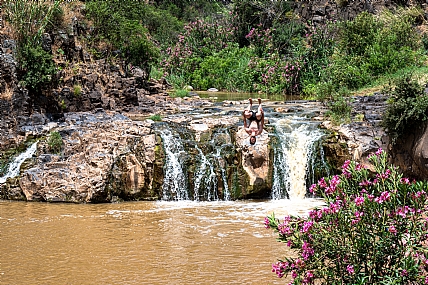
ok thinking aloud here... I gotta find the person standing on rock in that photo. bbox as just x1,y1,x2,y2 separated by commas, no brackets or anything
243,98,264,145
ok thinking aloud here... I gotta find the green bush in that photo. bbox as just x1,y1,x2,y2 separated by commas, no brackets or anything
265,149,428,284
325,89,353,125
148,114,162,121
17,44,56,92
4,0,60,92
382,74,428,144
190,44,255,92
300,20,339,86
85,0,160,70
171,89,189,98
47,131,63,154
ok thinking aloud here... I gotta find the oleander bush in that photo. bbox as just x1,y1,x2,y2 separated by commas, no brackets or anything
265,149,428,284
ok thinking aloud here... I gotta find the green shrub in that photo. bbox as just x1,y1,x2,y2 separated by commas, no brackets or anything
171,89,189,98
17,44,56,92
4,0,60,92
162,15,237,79
325,89,353,125
300,20,339,86
85,0,160,70
148,114,162,121
73,84,82,97
190,44,255,92
47,131,63,154
382,74,428,144
265,149,428,284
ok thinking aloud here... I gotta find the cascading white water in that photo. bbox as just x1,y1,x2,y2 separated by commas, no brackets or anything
158,128,189,200
271,117,326,199
214,146,230,201
193,145,218,201
0,142,38,184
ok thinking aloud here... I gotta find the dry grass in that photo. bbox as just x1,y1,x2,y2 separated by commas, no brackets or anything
0,84,14,100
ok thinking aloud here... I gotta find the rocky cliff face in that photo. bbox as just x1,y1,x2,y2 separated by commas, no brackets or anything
0,102,275,202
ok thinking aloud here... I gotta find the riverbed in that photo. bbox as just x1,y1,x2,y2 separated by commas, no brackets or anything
0,198,325,285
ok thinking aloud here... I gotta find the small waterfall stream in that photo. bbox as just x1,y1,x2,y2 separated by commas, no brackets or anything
158,128,189,200
157,123,235,201
0,142,38,184
271,117,328,199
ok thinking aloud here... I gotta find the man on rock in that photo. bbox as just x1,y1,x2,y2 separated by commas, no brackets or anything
242,98,264,145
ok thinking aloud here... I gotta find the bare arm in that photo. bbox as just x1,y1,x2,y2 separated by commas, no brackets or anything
242,111,248,128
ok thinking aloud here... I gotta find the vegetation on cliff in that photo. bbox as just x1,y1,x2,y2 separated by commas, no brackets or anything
2,0,428,125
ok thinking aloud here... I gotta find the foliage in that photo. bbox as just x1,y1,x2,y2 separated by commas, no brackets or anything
190,44,255,92
3,0,60,92
272,20,306,57
265,149,428,285
85,0,160,70
17,44,56,92
382,74,428,144
300,20,339,86
73,84,82,97
248,54,302,95
232,0,293,47
47,131,63,154
326,10,424,90
325,89,353,125
3,0,61,47
162,16,237,78
148,114,162,121
171,89,189,98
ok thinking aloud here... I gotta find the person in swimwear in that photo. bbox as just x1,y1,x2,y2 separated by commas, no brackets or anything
243,98,264,145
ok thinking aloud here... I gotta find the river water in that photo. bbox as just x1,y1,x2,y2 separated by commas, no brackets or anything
0,198,325,285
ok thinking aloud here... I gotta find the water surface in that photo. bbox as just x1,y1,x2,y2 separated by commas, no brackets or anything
0,199,325,285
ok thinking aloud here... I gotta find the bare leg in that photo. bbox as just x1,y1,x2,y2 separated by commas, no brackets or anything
244,98,253,117
256,98,263,118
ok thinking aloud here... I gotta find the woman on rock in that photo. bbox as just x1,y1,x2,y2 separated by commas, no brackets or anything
243,98,264,145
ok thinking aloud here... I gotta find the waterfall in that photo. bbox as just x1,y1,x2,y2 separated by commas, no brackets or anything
271,117,327,199
158,123,233,201
158,115,328,201
193,145,218,201
158,128,189,201
0,142,38,184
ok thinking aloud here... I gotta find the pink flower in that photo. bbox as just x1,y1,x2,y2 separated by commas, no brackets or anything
375,191,391,204
301,221,314,233
264,217,270,229
354,196,365,206
346,264,355,275
302,241,314,260
272,261,288,278
388,225,397,235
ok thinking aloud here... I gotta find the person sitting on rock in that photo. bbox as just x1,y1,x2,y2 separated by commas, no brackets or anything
243,98,264,145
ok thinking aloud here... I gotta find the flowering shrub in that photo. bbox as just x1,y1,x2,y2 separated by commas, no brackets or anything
162,17,237,77
265,149,428,284
248,54,302,95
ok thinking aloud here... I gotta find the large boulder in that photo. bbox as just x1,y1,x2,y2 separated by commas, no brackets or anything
235,128,272,198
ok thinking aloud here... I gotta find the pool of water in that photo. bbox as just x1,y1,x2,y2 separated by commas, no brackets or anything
0,198,325,285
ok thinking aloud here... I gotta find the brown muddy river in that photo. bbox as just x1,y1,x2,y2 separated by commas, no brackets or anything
0,199,325,285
